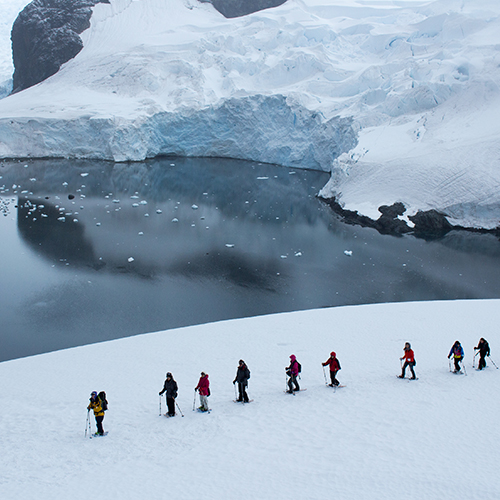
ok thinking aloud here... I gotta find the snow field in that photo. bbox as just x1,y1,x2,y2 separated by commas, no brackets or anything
1,299,499,499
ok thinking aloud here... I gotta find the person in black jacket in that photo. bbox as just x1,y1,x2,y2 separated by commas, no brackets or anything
159,372,178,417
474,338,490,370
233,360,251,402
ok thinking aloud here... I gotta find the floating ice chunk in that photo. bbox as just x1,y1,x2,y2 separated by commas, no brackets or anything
280,255,288,259
138,232,144,235
131,195,139,199
225,244,235,248
257,177,269,180
140,200,147,205
30,178,36,182
112,200,120,203
344,250,353,256
295,252,302,257
57,217,66,222
192,204,198,210
80,173,89,177
170,163,175,166
41,214,48,218
128,257,134,263
172,218,179,222
73,219,78,223
96,222,101,226
132,203,139,207
156,209,162,214
144,213,149,217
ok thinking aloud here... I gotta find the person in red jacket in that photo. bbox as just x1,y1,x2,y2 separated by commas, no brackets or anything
195,372,210,412
285,354,300,393
322,351,341,386
399,342,416,379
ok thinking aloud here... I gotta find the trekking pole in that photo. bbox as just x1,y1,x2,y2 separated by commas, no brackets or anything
461,360,467,376
234,383,238,400
473,351,478,368
193,390,197,411
322,365,328,385
176,401,184,417
489,357,499,369
448,358,452,372
86,410,92,438
159,395,162,417
85,410,89,438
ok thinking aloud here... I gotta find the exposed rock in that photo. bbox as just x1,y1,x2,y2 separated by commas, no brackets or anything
200,0,288,18
376,202,411,235
409,209,454,238
318,197,464,238
11,0,109,93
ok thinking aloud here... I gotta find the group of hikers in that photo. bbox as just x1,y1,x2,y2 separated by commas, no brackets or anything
86,338,492,435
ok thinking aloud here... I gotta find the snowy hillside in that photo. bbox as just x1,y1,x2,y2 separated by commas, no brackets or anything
0,0,27,96
1,0,500,228
1,299,500,499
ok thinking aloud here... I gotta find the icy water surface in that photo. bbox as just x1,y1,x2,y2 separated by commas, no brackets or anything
1,157,500,361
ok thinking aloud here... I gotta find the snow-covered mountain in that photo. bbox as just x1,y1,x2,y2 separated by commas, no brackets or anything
1,0,500,229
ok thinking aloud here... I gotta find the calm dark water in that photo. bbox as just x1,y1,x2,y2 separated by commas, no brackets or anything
1,157,500,362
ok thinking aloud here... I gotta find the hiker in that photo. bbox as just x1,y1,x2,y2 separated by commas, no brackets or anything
448,340,464,373
159,372,178,417
87,391,106,436
322,351,341,386
195,372,210,412
285,354,300,393
474,338,490,370
398,342,416,379
233,359,251,402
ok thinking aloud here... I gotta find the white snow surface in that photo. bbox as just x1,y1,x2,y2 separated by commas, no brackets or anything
0,0,28,96
1,299,500,499
1,0,500,228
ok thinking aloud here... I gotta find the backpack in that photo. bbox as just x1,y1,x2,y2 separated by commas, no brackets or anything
296,361,302,373
98,391,108,411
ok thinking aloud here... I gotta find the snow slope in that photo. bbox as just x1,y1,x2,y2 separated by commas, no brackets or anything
0,0,28,96
1,299,499,499
0,0,500,228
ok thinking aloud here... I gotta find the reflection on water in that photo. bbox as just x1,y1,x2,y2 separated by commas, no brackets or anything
1,157,500,362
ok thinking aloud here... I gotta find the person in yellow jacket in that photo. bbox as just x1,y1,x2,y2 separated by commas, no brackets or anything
87,391,105,436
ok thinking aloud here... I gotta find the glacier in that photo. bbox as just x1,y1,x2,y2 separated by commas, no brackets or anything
0,0,500,229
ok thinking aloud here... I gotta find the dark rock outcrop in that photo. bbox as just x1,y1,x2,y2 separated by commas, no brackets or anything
200,0,288,18
409,209,453,238
376,202,411,235
319,197,461,238
11,0,109,93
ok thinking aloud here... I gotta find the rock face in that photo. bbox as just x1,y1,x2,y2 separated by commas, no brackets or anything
201,0,288,18
11,0,109,93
